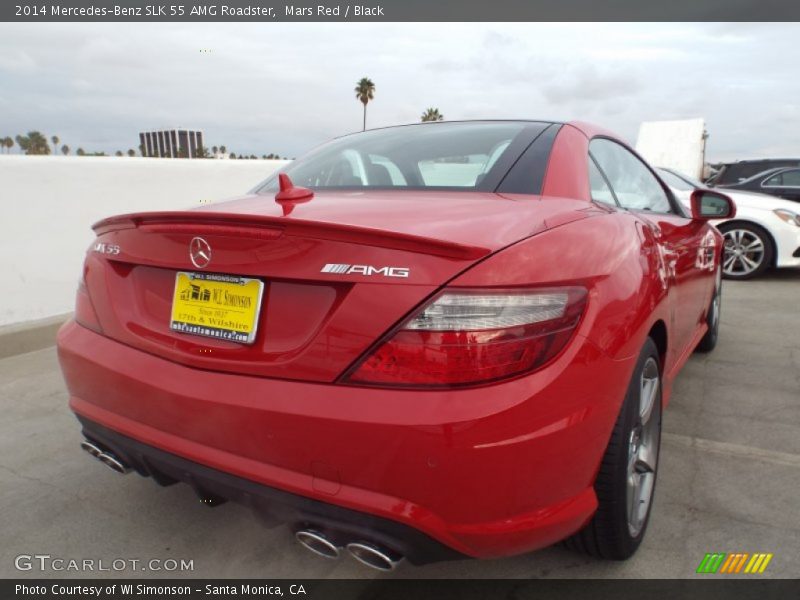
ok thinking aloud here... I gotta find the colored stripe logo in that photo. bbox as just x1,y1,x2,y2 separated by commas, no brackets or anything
696,552,773,574
321,263,351,274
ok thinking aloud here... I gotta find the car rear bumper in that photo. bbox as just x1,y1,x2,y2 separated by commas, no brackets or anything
77,415,464,565
57,319,634,560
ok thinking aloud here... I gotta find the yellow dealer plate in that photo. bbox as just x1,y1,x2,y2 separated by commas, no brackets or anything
170,272,264,344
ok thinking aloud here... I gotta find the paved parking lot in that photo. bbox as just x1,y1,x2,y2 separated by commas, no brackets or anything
1,270,798,579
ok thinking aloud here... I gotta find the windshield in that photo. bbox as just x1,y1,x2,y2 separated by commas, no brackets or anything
256,122,539,193
657,168,703,191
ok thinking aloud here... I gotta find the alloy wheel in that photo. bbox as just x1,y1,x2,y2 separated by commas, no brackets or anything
722,229,765,277
626,357,661,537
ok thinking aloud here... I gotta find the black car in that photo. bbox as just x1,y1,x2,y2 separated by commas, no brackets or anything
707,159,800,186
717,167,800,203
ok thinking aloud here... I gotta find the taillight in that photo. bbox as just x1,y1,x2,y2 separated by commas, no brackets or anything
344,287,587,388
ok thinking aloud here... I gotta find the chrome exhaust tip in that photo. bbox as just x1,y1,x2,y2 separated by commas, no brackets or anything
80,440,103,458
295,529,341,559
81,440,130,474
346,542,403,571
98,452,131,474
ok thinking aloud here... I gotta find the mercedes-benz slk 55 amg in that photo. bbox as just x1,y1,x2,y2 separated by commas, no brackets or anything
57,121,735,570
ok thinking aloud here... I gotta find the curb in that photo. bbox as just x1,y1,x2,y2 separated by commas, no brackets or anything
0,313,71,360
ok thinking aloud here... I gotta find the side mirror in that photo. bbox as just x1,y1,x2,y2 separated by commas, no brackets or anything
690,190,736,220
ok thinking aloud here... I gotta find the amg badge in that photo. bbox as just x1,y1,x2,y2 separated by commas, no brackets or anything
321,263,410,278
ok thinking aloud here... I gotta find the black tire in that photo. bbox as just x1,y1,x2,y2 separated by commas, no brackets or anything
718,222,774,280
564,338,662,560
695,266,722,353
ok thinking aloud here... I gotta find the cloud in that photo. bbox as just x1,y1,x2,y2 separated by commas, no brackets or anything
0,22,798,162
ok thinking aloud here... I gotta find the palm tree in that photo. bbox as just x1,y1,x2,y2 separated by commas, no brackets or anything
51,135,60,154
212,145,218,155
354,77,375,131
421,108,444,122
76,148,85,156
16,131,50,155
115,150,123,157
61,145,70,156
220,145,226,155
127,149,136,157
1,137,11,153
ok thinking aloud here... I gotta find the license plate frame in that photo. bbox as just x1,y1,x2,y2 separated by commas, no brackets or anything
169,271,265,345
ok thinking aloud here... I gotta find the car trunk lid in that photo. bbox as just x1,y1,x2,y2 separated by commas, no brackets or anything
83,191,590,382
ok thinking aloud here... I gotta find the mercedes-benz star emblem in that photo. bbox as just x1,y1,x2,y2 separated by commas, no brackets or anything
189,237,212,269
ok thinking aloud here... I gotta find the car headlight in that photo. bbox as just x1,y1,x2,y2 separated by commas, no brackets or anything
773,209,800,227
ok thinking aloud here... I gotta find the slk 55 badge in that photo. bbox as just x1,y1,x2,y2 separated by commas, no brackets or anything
93,242,120,255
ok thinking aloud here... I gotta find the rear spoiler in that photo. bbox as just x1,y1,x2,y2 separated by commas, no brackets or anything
92,211,490,261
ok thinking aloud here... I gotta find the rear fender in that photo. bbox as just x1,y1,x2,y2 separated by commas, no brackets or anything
450,213,671,363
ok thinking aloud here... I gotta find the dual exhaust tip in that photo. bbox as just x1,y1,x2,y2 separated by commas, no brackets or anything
295,529,402,571
80,440,131,475
81,441,399,570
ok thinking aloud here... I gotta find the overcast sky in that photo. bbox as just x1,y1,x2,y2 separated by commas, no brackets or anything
0,22,798,162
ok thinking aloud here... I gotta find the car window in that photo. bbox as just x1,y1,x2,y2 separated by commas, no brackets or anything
589,157,617,206
590,139,673,213
656,168,697,191
368,154,407,186
256,122,536,192
766,169,800,187
418,154,491,187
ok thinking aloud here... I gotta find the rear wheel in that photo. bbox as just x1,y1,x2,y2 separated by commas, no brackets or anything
719,223,773,280
564,338,662,559
695,267,721,353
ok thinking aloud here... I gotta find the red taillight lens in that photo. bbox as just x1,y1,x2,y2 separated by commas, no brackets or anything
345,287,587,388
75,279,104,334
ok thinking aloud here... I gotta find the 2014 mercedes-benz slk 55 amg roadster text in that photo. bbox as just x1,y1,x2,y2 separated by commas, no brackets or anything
57,121,735,569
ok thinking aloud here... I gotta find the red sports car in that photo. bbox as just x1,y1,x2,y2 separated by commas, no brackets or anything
57,121,735,570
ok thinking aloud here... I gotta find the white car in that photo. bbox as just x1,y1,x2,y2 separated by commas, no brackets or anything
658,167,800,280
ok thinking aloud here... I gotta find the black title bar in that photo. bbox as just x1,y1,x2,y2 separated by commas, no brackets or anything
4,0,800,22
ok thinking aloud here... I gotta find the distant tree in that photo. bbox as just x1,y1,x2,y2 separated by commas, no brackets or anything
194,146,210,158
1,137,11,153
115,150,123,157
212,145,218,155
421,108,444,122
229,152,235,159
16,131,51,155
76,148,85,156
61,144,70,156
51,135,60,153
355,77,376,131
138,143,146,157
220,145,226,155
127,148,136,157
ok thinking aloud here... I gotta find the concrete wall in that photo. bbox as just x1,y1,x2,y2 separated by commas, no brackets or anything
0,156,286,326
